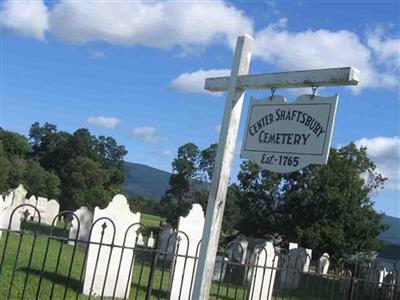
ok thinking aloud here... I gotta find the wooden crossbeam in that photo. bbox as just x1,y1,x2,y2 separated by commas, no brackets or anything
205,67,360,91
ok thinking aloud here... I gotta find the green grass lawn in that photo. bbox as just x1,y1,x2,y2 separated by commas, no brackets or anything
141,214,164,229
0,231,250,300
0,221,388,300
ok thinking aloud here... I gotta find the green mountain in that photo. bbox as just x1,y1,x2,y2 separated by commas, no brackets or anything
123,161,400,246
123,162,171,200
123,161,208,201
379,214,400,245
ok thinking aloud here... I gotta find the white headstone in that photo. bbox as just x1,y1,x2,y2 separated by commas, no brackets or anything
339,270,352,294
13,184,27,207
289,242,298,250
137,233,144,246
395,261,400,292
83,194,140,298
157,224,175,261
382,272,397,298
147,231,155,248
36,196,48,220
25,195,37,221
1,206,21,231
68,206,93,247
170,204,205,300
303,248,312,272
0,195,3,239
1,186,28,232
44,199,60,225
317,253,330,275
4,191,13,208
378,267,387,287
280,248,307,290
212,255,228,282
368,261,387,288
228,234,248,264
248,242,278,300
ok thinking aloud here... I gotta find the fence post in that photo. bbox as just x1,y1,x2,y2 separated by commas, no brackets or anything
145,233,160,300
347,264,357,300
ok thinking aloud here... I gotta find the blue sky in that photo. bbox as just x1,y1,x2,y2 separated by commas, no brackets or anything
1,0,399,217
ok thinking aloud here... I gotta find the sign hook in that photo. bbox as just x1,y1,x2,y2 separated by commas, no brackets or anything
270,87,277,100
311,85,318,99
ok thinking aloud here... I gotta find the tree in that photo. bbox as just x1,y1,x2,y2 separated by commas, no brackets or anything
24,160,61,199
128,196,159,215
235,160,283,238
160,142,242,235
279,144,387,259
199,143,218,181
64,156,109,210
28,122,127,210
236,143,387,260
0,129,30,158
0,141,11,191
160,143,200,227
0,127,61,198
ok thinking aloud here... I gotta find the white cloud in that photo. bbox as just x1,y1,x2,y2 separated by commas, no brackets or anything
48,0,252,50
265,1,282,16
2,1,398,95
253,20,399,92
89,50,106,59
87,116,119,129
170,69,230,96
366,26,400,71
355,136,400,192
1,0,49,40
132,127,167,144
150,149,172,157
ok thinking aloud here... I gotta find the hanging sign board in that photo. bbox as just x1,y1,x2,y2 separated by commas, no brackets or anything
241,94,338,173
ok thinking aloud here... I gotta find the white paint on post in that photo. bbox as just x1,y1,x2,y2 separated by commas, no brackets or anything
192,35,254,300
191,34,360,299
205,67,360,92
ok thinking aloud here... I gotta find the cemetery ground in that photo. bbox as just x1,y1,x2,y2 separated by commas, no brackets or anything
0,229,237,299
0,219,380,300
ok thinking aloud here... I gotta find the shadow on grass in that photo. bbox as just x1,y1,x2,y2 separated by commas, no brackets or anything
19,266,170,299
19,267,82,293
21,221,69,238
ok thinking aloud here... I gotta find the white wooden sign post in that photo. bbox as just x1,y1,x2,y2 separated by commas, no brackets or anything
192,35,359,300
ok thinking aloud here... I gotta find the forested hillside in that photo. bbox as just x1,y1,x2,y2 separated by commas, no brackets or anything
123,162,170,200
